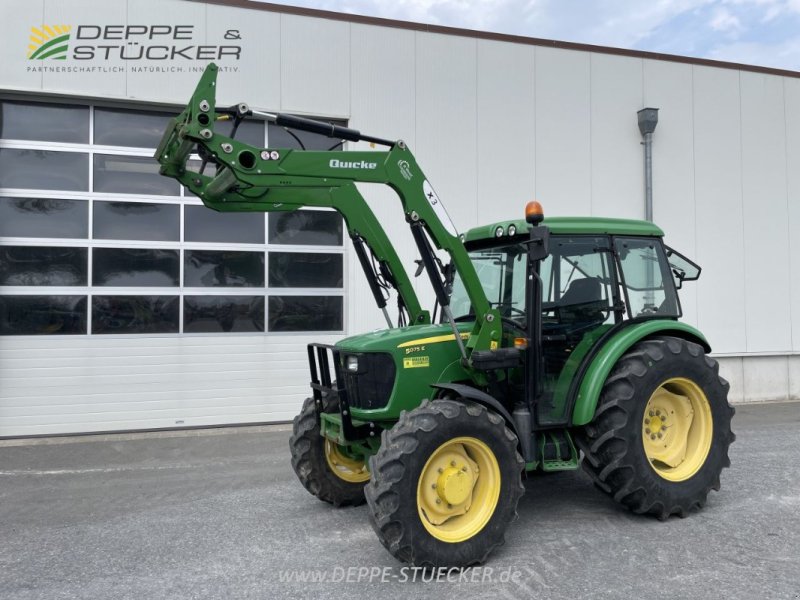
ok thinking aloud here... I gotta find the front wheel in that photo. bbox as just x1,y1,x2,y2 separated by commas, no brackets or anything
289,397,369,507
365,400,524,567
578,336,735,519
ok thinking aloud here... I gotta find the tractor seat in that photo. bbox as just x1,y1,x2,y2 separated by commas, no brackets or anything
557,277,608,332
560,277,602,306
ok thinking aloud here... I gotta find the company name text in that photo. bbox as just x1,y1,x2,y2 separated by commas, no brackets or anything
329,159,378,170
70,25,241,60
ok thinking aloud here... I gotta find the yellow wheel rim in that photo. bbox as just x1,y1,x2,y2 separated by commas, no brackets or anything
324,439,370,483
416,436,501,543
642,377,713,482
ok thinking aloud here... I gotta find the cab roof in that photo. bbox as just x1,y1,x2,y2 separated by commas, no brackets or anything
464,216,664,242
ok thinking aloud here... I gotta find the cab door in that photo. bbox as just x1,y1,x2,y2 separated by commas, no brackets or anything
536,235,619,426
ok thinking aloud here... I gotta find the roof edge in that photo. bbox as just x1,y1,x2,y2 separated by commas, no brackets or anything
194,0,800,79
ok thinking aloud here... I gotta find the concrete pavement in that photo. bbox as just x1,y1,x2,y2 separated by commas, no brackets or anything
1,402,799,599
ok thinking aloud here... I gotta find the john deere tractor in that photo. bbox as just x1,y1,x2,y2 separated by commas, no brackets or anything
156,64,734,567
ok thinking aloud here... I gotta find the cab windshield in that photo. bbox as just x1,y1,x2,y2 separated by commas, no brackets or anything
449,235,684,327
450,242,527,326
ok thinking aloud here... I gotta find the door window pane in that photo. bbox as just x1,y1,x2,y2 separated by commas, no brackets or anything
93,201,179,241
0,101,89,144
268,118,347,150
0,295,87,335
0,246,87,286
184,205,264,244
93,108,174,149
93,154,180,196
92,295,178,334
0,197,87,238
268,295,342,332
540,236,615,327
184,250,264,287
184,296,264,333
93,248,179,287
268,252,342,288
268,210,343,246
0,149,88,191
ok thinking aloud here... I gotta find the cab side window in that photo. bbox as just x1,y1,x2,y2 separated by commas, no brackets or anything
614,238,680,317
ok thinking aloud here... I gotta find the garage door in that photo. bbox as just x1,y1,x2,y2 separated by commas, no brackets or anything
0,98,347,437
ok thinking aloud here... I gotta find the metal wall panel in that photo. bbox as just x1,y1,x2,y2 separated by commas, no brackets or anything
692,66,747,354
349,24,416,144
279,15,350,117
742,356,790,403
790,356,800,400
643,59,698,326
0,0,44,91
124,0,207,104
412,31,479,311
0,334,340,436
786,77,800,353
475,39,536,224
589,53,643,218
414,32,478,234
740,72,791,353
42,0,127,98
534,47,591,214
206,3,281,111
349,24,419,333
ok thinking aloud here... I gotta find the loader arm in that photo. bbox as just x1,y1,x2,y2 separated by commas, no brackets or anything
154,63,502,362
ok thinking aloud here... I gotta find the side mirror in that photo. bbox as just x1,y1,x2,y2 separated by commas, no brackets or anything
527,226,550,262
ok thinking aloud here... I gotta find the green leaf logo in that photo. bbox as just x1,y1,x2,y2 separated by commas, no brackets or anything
28,25,71,60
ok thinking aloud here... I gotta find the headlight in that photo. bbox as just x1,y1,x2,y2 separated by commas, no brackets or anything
494,226,504,237
345,355,359,373
507,224,517,236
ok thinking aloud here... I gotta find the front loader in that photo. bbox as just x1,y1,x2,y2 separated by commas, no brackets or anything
155,64,734,567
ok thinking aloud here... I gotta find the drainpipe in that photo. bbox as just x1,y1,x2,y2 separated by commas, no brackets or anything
637,107,659,311
637,107,659,222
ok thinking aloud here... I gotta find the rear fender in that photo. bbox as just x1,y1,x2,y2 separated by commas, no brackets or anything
571,321,711,426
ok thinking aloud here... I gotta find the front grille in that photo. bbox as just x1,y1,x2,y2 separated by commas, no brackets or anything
342,352,395,410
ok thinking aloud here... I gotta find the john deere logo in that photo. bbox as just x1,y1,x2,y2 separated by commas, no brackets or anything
28,25,72,60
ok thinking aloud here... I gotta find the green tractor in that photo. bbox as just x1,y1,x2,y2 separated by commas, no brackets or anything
156,64,734,567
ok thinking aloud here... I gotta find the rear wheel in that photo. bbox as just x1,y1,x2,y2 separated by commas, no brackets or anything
289,397,368,506
578,336,735,519
365,400,524,567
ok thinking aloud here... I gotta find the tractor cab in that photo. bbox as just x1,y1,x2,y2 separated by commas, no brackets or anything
451,215,701,427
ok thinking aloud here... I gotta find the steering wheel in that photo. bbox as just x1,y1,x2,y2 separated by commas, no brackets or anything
501,317,526,332
489,302,526,318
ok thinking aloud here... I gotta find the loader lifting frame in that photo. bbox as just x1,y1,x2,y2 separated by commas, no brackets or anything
155,63,507,374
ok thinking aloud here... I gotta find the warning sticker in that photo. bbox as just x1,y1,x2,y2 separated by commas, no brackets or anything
403,356,430,369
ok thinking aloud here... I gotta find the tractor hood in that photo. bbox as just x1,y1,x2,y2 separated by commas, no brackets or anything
335,321,475,419
336,322,473,353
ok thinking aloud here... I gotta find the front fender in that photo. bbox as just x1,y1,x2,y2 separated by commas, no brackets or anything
430,383,519,439
571,320,710,426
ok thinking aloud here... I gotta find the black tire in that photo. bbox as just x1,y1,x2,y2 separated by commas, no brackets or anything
289,397,367,507
578,336,735,520
365,400,524,567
